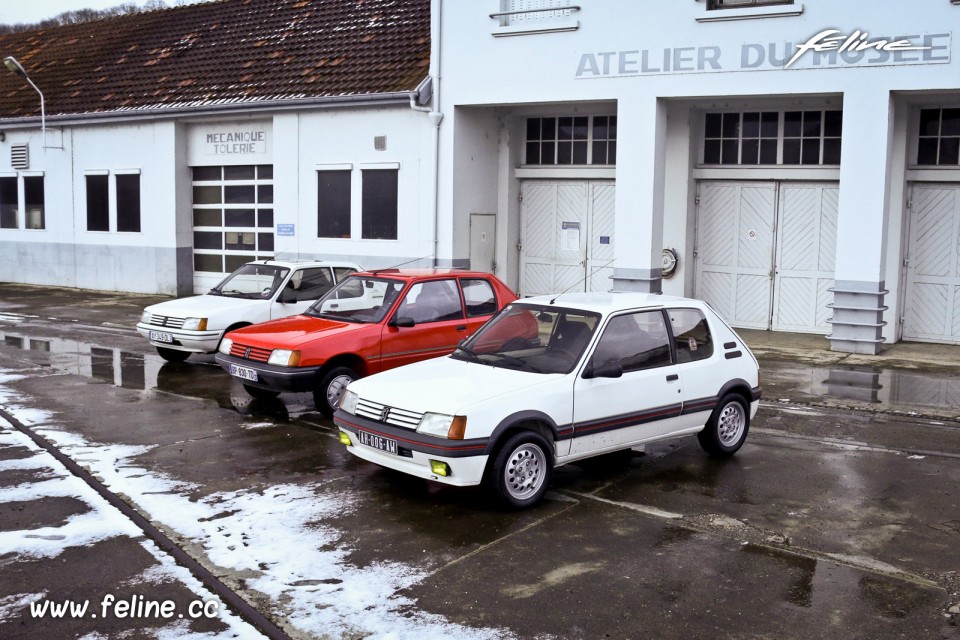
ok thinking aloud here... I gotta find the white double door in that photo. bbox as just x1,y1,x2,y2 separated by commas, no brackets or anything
519,180,615,297
695,181,838,333
902,183,960,343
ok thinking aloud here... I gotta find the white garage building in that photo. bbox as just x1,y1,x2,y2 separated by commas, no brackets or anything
0,0,436,296
436,0,960,353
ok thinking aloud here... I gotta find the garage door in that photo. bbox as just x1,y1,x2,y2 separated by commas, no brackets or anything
695,180,837,332
903,183,960,343
519,180,614,297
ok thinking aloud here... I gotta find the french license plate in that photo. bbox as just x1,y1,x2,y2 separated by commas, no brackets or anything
228,364,258,382
148,330,174,343
357,430,398,455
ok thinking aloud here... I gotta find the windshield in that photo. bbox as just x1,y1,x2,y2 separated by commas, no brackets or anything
210,264,290,299
454,303,600,374
305,275,405,323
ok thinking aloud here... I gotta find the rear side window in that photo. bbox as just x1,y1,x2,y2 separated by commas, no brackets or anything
333,266,357,282
461,278,497,317
669,308,714,363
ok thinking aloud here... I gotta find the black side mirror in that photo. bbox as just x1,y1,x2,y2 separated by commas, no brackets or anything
278,288,298,304
584,360,623,379
389,316,415,328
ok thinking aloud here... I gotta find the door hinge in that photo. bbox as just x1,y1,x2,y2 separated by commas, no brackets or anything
695,196,701,206
518,192,524,203
903,258,911,267
906,200,912,210
517,242,523,252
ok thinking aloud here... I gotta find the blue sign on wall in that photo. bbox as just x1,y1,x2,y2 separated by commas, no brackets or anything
277,224,295,237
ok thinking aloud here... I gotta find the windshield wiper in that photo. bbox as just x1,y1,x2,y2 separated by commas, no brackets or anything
305,309,358,322
486,352,543,373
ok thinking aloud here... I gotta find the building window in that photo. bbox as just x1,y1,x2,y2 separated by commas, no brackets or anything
24,176,44,230
116,174,141,233
783,110,842,165
917,108,960,166
86,174,110,232
707,0,793,9
191,164,274,274
0,177,17,229
317,170,351,238
493,0,580,33
702,110,841,166
525,116,617,166
361,169,398,240
704,112,779,165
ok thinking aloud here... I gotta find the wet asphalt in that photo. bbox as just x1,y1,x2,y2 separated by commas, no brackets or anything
0,283,958,639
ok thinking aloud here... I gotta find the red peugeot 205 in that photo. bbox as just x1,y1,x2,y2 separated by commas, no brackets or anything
215,269,518,416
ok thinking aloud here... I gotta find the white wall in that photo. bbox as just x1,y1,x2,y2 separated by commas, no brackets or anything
438,0,960,343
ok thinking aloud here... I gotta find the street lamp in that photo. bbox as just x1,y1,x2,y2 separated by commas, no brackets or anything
3,56,46,148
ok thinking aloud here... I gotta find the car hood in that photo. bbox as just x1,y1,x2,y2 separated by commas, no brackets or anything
226,314,370,349
347,356,563,415
144,294,262,319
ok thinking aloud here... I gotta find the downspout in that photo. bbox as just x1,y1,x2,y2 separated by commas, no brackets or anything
409,0,443,267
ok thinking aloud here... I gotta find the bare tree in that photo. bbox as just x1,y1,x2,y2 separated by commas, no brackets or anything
0,0,188,33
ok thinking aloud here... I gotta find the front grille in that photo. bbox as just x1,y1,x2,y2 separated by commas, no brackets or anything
355,398,424,429
147,314,185,329
229,342,272,363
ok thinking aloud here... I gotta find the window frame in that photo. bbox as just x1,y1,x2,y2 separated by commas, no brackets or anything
360,166,400,241
523,115,618,166
701,109,842,167
85,172,110,232
916,107,960,167
316,166,353,239
0,175,19,230
115,171,142,233
191,164,274,274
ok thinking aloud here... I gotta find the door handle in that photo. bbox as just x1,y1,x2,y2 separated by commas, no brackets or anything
666,374,679,382
456,325,467,332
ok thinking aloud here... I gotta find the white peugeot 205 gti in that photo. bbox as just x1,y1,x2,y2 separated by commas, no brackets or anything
137,259,360,362
334,292,761,508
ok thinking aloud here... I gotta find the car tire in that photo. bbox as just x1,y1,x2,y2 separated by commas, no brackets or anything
314,366,357,418
697,393,749,457
242,384,280,400
488,431,553,509
156,347,190,363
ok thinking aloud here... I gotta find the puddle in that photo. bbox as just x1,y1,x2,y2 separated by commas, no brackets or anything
0,330,306,422
789,365,960,412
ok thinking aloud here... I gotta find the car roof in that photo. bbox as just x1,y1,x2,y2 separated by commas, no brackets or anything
353,268,497,281
248,259,361,269
513,291,708,315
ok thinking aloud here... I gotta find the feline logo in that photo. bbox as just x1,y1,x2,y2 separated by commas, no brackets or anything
786,30,931,68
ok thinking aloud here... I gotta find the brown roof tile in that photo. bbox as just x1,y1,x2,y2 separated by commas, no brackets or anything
0,0,430,120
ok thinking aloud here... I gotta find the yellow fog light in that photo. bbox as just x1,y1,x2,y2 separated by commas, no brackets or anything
429,460,450,477
339,431,352,446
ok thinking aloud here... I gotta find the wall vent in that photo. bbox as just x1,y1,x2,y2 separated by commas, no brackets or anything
374,135,387,151
11,143,28,170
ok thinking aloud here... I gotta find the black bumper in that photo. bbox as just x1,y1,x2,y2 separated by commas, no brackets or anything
215,353,320,392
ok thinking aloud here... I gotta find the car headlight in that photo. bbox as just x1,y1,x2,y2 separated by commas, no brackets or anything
416,413,467,440
268,349,301,367
140,311,151,323
340,389,358,414
219,337,233,355
181,317,208,331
